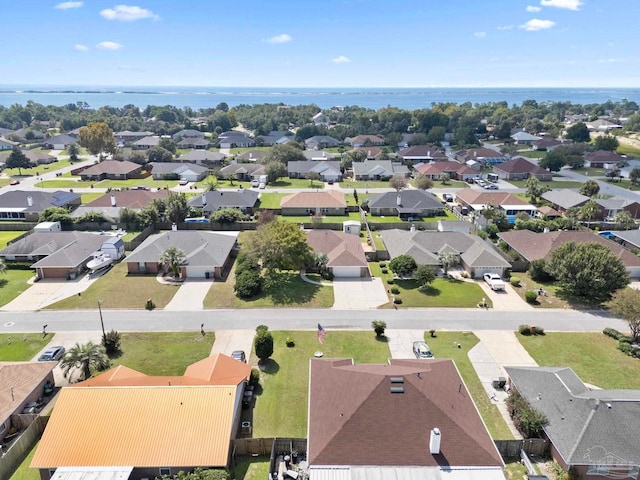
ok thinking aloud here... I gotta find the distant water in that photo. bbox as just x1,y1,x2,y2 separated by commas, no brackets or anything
1,86,639,110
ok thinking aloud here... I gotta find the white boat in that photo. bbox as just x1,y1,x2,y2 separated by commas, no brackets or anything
86,252,113,273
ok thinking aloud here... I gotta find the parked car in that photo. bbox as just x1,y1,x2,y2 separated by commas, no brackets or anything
484,183,498,190
327,179,334,185
413,341,434,359
231,350,246,363
38,346,65,362
251,180,259,187
10,180,20,185
443,193,454,203
259,182,266,189
483,273,506,291
179,178,189,186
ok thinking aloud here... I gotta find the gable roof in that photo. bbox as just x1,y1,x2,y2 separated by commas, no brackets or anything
493,157,548,175
288,160,341,176
505,366,640,467
306,230,368,268
586,150,624,164
80,160,141,176
187,189,259,211
177,137,210,147
308,358,503,468
368,190,443,211
414,161,465,176
398,145,448,159
497,230,640,266
219,162,265,176
21,233,112,269
149,162,208,176
458,148,506,161
132,136,160,147
125,231,237,267
0,190,80,213
44,134,76,146
511,131,541,141
303,150,337,161
83,189,169,209
541,189,589,210
178,150,226,163
353,146,383,158
281,190,346,208
455,189,531,208
0,362,56,423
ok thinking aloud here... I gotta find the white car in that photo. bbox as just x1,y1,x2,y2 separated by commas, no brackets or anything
483,273,506,291
179,178,189,186
258,182,266,189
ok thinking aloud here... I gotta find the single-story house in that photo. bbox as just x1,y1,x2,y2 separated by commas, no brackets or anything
287,161,342,182
217,131,255,149
344,134,385,147
0,137,19,150
532,137,570,151
125,230,237,279
235,150,268,162
492,156,553,181
586,150,625,169
536,205,562,220
586,119,622,131
380,229,511,277
280,190,347,216
79,160,143,181
132,136,161,150
70,189,169,221
42,134,77,150
218,162,265,181
541,189,589,212
261,130,294,146
353,146,383,160
306,230,369,277
368,190,444,219
177,149,225,165
304,135,341,150
352,160,409,180
606,229,640,251
456,147,507,165
22,150,58,165
114,131,154,145
505,366,640,480
398,144,448,162
172,129,205,141
437,220,473,233
308,358,505,480
497,229,640,278
510,131,542,144
176,137,210,149
456,189,537,222
13,128,46,140
148,162,208,182
302,150,336,161
187,190,259,217
595,196,640,220
0,362,57,443
0,231,124,279
0,190,81,222
31,354,251,480
413,160,475,181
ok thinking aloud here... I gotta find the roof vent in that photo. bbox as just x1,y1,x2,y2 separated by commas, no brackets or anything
27,196,33,207
390,377,404,384
390,386,404,394
606,403,612,409
111,194,116,207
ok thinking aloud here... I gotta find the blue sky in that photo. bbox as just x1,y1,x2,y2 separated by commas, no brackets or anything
4,0,639,88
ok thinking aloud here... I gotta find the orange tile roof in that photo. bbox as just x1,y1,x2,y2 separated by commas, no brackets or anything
30,385,237,468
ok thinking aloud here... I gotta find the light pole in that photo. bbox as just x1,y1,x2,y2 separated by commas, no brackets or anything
98,297,106,343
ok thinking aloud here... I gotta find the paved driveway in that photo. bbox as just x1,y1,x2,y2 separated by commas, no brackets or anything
210,330,255,363
476,281,533,311
163,279,212,311
332,277,388,309
386,329,425,359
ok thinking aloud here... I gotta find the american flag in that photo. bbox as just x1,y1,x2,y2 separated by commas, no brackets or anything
317,323,327,344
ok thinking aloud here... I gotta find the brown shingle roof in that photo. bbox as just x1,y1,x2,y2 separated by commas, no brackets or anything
0,362,56,422
455,189,530,206
281,190,346,208
84,189,169,209
81,160,141,175
306,230,368,268
308,358,503,468
494,157,548,175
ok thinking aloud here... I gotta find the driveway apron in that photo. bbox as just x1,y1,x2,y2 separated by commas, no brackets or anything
331,277,388,309
163,279,211,311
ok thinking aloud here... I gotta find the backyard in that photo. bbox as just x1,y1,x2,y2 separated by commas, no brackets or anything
0,231,27,249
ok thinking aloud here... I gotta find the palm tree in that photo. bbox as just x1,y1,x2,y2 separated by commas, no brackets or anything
0,258,6,275
159,246,187,278
438,252,459,275
60,342,110,381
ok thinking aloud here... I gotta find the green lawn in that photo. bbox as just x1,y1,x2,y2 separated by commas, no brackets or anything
9,440,40,480
194,176,252,190
0,334,53,361
120,230,141,242
507,179,583,189
80,192,105,204
602,178,640,191
1,159,74,178
204,270,333,308
269,178,319,189
0,231,26,249
511,271,600,309
617,143,640,158
230,147,273,154
515,150,547,159
252,330,391,437
35,179,82,188
0,178,10,187
233,455,270,480
427,331,513,439
256,193,286,209
110,332,215,376
518,332,640,389
46,262,179,310
0,270,35,307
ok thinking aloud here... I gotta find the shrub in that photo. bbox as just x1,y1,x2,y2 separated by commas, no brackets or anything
381,268,388,274
525,290,538,303
256,325,269,335
235,252,260,275
372,320,387,337
286,337,295,347
618,341,632,354
379,262,386,267
519,324,532,335
254,330,274,360
429,329,436,337
603,327,631,342
529,258,552,281
249,368,260,385
234,269,263,298
386,279,394,285
507,390,548,438
145,299,155,310
393,296,402,304
390,287,400,295
536,326,544,335
102,329,122,355
510,276,521,287
460,271,469,278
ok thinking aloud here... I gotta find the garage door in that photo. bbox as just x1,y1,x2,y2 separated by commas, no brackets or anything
474,267,504,278
186,266,213,278
332,266,362,278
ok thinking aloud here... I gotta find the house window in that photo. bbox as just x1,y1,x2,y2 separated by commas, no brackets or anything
48,469,57,479
587,465,609,476
159,467,172,477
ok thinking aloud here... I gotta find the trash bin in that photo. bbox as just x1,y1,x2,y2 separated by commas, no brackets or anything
205,272,210,279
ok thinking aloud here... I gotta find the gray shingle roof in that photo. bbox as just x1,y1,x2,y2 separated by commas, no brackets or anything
0,190,80,213
368,190,443,211
187,190,259,214
178,150,226,163
288,161,340,176
541,189,589,210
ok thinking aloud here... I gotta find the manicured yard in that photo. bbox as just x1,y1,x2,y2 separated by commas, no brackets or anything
9,440,40,480
194,175,252,190
110,332,215,376
255,193,285,209
427,331,513,439
510,271,598,309
506,179,583,189
0,231,27,249
0,333,52,361
518,332,640,389
79,192,105,204
0,178,10,187
35,179,82,188
338,179,395,189
252,330,391,437
233,455,270,480
515,150,546,158
0,269,35,307
1,158,74,178
269,178,319,189
230,147,272,154
46,262,179,310
617,143,640,158
204,270,333,308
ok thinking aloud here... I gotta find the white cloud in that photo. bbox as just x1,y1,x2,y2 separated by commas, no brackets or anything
474,31,486,38
74,44,89,51
331,55,350,64
100,5,159,21
497,25,513,30
55,1,82,9
520,18,556,31
526,5,542,12
96,41,123,50
267,34,292,44
540,0,583,10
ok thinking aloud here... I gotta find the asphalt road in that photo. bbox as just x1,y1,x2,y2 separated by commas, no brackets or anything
0,307,625,334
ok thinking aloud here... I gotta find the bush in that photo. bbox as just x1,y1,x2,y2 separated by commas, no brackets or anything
256,325,269,335
603,327,631,342
460,271,469,278
510,277,521,287
618,341,633,354
529,258,553,282
393,296,402,304
386,279,394,285
234,269,263,298
536,326,544,335
525,290,538,303
145,299,155,310
519,324,532,335
390,287,400,295
102,329,122,355
286,337,295,347
249,368,260,385
506,390,548,438
235,252,260,276
254,330,274,360
379,262,386,267
381,268,388,274
372,320,387,337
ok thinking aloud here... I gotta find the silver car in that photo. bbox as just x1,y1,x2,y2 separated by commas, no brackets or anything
413,341,434,359
38,346,66,362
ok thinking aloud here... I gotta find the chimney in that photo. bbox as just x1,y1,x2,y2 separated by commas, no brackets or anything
27,196,33,207
396,194,402,207
110,195,116,207
427,150,431,157
429,428,441,454
201,193,207,206
172,223,177,231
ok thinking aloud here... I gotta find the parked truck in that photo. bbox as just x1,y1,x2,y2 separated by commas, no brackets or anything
483,273,506,291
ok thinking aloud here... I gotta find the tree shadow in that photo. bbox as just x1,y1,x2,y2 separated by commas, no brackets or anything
553,287,605,309
0,279,7,288
266,272,320,305
258,358,280,375
419,285,442,297
375,335,389,343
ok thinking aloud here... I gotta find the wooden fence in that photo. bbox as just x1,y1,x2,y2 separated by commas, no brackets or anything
0,416,48,480
494,438,550,458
